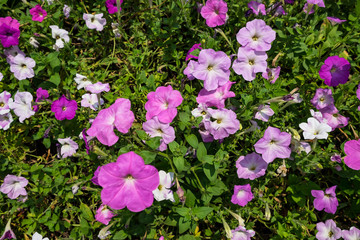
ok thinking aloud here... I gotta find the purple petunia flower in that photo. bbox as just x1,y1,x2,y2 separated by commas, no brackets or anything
231,225,255,240
51,95,78,121
316,219,341,240
196,81,235,109
344,139,360,170
236,153,268,180
262,66,280,84
204,108,240,140
0,174,28,199
9,54,36,80
186,43,202,61
63,5,71,19
254,126,291,163
0,17,20,48
0,219,16,240
311,186,338,214
342,227,360,240
85,82,110,94
330,153,342,163
319,56,351,87
4,45,25,64
8,91,35,123
327,17,346,25
83,13,107,31
33,87,49,112
95,205,116,225
303,3,315,14
323,110,348,130
29,5,47,22
58,137,79,158
200,0,228,28
106,0,123,14
183,60,196,80
192,49,231,91
231,184,253,207
232,47,268,81
143,116,176,151
285,0,294,3
236,19,276,52
0,112,13,130
311,88,335,111
0,91,11,114
307,0,325,7
247,1,266,16
254,104,274,122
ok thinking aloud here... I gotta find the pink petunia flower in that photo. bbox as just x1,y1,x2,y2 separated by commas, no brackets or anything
310,88,335,111
327,17,346,25
98,151,159,212
231,184,253,207
87,98,134,146
106,0,123,14
262,66,280,84
200,0,228,28
307,0,325,7
85,82,110,94
232,47,267,81
248,1,266,16
145,85,183,123
311,186,338,214
196,81,235,109
342,227,360,240
316,219,341,240
95,205,116,225
254,126,291,163
29,5,47,22
344,139,360,170
322,111,348,130
236,153,268,180
51,95,78,121
185,43,202,61
319,56,351,87
0,17,20,48
0,174,28,199
0,91,11,114
184,60,197,80
231,225,255,240
143,116,175,151
204,108,240,140
254,104,274,122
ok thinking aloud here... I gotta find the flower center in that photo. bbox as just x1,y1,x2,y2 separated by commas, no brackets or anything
201,111,207,115
249,165,256,171
216,118,222,124
328,231,333,237
269,139,277,145
314,131,319,135
157,128,163,134
0,102,4,107
21,64,27,68
330,67,337,73
91,17,95,22
126,175,134,180
319,97,325,102
62,106,67,111
207,65,214,71
56,35,60,39
248,60,255,65
158,184,163,190
252,35,259,41
333,114,338,118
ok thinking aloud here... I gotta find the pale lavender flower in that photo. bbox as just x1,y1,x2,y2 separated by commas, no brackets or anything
311,186,338,214
8,91,35,123
254,126,291,163
0,113,13,130
192,49,231,91
143,116,176,151
330,154,342,163
247,1,266,15
236,153,268,180
231,184,253,207
231,225,255,240
204,108,240,140
196,81,235,109
58,137,79,158
299,117,332,140
153,170,175,202
262,66,280,84
191,104,210,120
232,47,267,81
81,93,104,110
85,82,110,94
311,88,334,111
0,91,11,114
310,109,328,124
0,219,16,240
74,73,92,90
316,219,341,240
63,5,71,18
32,232,49,240
236,19,276,51
83,13,107,31
254,104,274,122
29,37,40,48
183,60,196,80
342,227,360,240
4,45,25,64
0,174,28,199
327,17,346,25
95,205,116,225
323,111,348,130
50,25,70,49
10,54,36,80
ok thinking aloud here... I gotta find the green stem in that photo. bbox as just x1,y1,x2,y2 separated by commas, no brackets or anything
191,168,205,192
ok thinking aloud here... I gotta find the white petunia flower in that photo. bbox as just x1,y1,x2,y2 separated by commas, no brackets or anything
153,170,175,202
49,25,70,50
83,13,107,31
299,117,332,140
32,232,49,240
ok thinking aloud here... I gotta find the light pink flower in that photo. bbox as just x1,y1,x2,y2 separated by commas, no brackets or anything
196,81,235,109
83,13,106,31
311,186,338,214
236,153,268,180
143,117,175,151
0,174,28,199
95,205,116,225
344,139,360,170
231,184,253,207
232,47,267,81
85,82,110,94
204,108,240,140
200,0,228,28
254,104,274,122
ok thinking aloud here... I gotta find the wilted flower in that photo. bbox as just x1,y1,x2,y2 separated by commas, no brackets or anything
231,184,253,207
327,17,346,25
106,0,123,14
152,170,175,202
344,139,360,170
0,219,16,240
9,54,36,80
8,91,35,123
0,17,20,48
299,117,332,140
63,5,71,18
200,0,228,28
29,5,47,22
319,56,351,87
231,225,255,240
58,137,79,158
51,95,78,121
0,174,28,199
236,153,268,180
330,153,342,163
29,37,40,48
247,1,266,16
91,166,101,186
33,87,49,112
83,13,107,31
262,66,280,84
316,219,341,240
95,205,116,225
4,45,25,64
307,0,325,7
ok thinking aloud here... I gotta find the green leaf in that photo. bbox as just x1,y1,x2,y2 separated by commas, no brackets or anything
80,203,94,221
113,230,129,239
136,130,148,140
138,151,157,164
169,141,180,153
46,52,61,71
42,138,51,149
179,217,191,234
192,207,213,219
196,142,207,161
203,163,217,182
173,156,185,172
49,73,61,86
186,134,198,148
146,137,161,149
176,207,190,217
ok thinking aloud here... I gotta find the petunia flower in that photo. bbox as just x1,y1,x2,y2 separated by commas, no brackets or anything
191,104,210,120
9,54,36,80
0,91,11,114
29,37,40,48
342,227,360,240
98,151,159,212
199,122,214,142
192,49,231,91
152,170,175,202
143,117,175,151
185,43,202,61
196,81,235,109
32,232,49,240
49,25,70,49
311,186,338,214
236,153,268,180
316,219,341,240
0,174,28,199
85,82,110,94
299,117,332,140
0,16,20,48
231,184,253,207
145,85,183,123
0,113,13,130
254,104,274,122
262,66,280,84
247,1,266,16
232,47,267,81
106,0,123,14
231,225,255,240
200,0,228,28
344,139,360,170
310,88,335,111
8,91,35,123
204,108,240,140
87,98,134,146
51,95,77,120
0,219,16,240
29,5,47,22
63,5,71,18
183,60,197,80
330,153,342,163
91,166,102,186
327,17,346,25
307,0,325,7
95,205,116,225
74,73,92,90
83,13,107,31
319,56,351,87
58,137,78,158
33,87,49,112
81,93,104,110
322,111,348,130
303,3,315,14
4,45,25,64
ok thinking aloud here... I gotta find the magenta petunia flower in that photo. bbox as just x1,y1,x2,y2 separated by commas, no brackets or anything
254,126,291,163
98,151,159,212
262,66,280,84
0,91,11,114
143,116,176,151
254,104,274,122
327,17,346,25
196,81,235,109
236,153,268,180
29,5,47,22
34,87,49,112
145,85,183,123
106,0,123,14
344,139,360,170
0,174,28,199
319,56,351,87
87,98,134,146
236,19,276,52
200,0,228,28
186,43,202,61
9,54,36,80
248,1,266,16
95,205,116,225
0,17,20,48
310,88,334,111
232,47,268,81
204,108,240,140
231,225,255,240
316,219,341,240
51,95,78,121
311,186,338,214
342,227,360,240
231,184,253,207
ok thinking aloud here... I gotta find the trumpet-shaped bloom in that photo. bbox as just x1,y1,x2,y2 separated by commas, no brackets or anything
74,74,92,90
204,108,240,140
4,45,25,64
95,205,116,225
248,1,266,15
58,137,78,158
0,174,28,199
323,111,348,130
196,81,235,109
299,117,332,140
81,93,104,110
51,95,78,120
98,152,159,212
232,47,267,81
236,153,268,180
311,88,334,111
0,112,13,130
231,226,255,240
29,5,47,22
200,0,228,28
145,85,183,123
311,186,338,214
262,67,280,84
237,19,276,51
50,25,70,49
192,49,231,91
231,184,253,207
254,126,291,163
0,16,20,48
184,60,196,80
106,0,123,14
342,227,360,240
83,13,107,31
9,54,36,80
316,220,341,240
87,98,134,146
85,82,110,94
152,170,175,202
327,17,346,25
344,139,360,170
0,219,16,240
8,91,35,123
143,117,175,151
254,104,274,122
191,104,210,120
307,0,325,7
319,56,351,87
0,91,11,114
